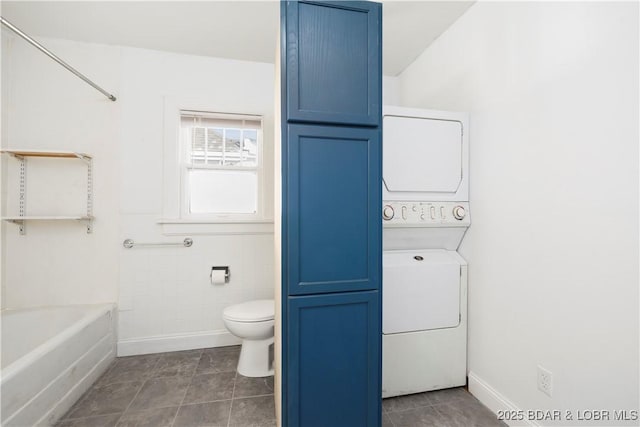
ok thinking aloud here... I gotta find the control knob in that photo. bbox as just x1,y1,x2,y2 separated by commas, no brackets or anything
453,205,466,220
382,205,395,220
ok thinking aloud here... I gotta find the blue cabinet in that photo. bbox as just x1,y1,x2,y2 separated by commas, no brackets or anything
287,292,380,427
284,1,381,126
281,1,382,426
286,124,381,296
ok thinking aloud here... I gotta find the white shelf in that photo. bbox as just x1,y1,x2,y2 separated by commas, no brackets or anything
0,149,91,160
2,150,94,234
3,216,94,221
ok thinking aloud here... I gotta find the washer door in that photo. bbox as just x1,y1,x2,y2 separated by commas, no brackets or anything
383,250,461,334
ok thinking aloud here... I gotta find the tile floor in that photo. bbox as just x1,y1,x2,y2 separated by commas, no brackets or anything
383,387,507,427
57,346,275,427
58,345,504,427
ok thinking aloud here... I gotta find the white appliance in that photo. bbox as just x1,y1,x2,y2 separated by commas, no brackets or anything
382,106,470,398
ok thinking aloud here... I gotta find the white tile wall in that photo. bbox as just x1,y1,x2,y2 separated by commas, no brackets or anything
118,230,274,341
116,48,276,354
2,35,276,354
1,37,121,309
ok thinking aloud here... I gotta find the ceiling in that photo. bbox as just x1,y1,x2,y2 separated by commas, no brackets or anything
1,1,473,76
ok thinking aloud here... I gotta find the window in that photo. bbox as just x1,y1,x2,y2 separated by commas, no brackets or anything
180,111,262,217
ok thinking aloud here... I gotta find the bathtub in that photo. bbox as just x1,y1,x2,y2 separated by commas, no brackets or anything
1,304,116,426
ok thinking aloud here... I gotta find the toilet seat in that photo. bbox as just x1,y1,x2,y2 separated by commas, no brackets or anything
223,299,274,323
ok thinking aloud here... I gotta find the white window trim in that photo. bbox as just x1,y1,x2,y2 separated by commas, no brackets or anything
180,111,263,219
160,96,274,235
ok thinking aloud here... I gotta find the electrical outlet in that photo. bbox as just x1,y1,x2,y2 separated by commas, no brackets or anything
537,365,553,397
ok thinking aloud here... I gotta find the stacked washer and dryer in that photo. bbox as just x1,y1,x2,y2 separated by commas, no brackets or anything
382,106,470,397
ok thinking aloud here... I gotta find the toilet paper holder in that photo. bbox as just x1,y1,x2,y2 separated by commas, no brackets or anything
210,266,230,284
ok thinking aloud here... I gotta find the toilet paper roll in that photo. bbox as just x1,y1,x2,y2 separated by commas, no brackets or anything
211,269,227,285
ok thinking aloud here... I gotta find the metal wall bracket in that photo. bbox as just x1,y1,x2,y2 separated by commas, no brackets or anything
18,155,26,235
86,157,93,233
8,218,26,235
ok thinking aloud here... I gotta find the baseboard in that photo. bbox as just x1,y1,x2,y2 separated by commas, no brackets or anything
117,330,242,356
468,371,540,427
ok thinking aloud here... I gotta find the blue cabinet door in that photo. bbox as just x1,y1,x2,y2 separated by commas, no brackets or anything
287,291,381,427
286,124,381,296
281,1,382,426
284,1,381,126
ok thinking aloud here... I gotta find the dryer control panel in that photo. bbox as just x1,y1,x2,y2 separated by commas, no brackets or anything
382,201,470,227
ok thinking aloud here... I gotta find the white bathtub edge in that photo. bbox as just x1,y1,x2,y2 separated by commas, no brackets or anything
37,344,116,427
9,335,116,427
117,329,241,356
2,304,116,383
2,304,116,427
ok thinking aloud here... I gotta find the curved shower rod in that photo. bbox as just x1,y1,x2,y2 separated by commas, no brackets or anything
0,16,117,102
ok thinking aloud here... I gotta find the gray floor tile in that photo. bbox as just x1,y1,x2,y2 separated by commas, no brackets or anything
56,413,121,427
173,400,232,427
97,355,161,386
426,387,473,406
65,381,143,419
383,392,432,413
116,406,179,427
233,375,274,399
229,395,276,427
152,349,203,378
387,405,449,427
183,372,236,405
127,376,191,411
382,412,395,427
434,398,507,427
61,347,500,427
196,347,240,375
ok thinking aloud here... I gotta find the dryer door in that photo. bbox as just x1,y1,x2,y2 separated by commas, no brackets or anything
383,115,462,194
383,250,460,334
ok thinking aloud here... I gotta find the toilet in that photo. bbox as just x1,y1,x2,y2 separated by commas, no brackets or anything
223,299,275,377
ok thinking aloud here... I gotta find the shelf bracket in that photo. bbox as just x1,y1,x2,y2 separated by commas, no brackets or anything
18,154,26,235
86,158,93,234
7,218,25,233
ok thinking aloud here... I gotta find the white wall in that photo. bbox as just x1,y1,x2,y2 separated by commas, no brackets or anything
397,2,639,424
383,75,400,106
1,31,9,311
274,26,282,426
117,47,275,355
2,35,276,355
1,35,121,308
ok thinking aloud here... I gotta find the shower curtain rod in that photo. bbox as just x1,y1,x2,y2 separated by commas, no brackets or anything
0,16,117,102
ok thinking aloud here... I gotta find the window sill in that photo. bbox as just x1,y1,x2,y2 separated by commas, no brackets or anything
158,218,274,235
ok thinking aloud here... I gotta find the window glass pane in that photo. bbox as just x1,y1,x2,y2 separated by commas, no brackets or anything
224,128,242,166
188,169,257,214
180,111,262,217
242,129,258,167
207,128,223,165
191,127,206,165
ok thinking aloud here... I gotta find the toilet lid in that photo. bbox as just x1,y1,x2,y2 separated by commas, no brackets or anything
223,299,274,322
